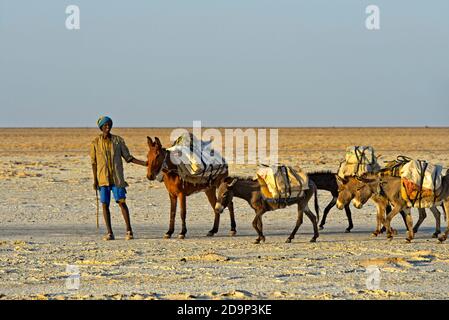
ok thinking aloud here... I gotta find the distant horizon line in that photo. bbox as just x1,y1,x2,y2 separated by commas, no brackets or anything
0,126,448,129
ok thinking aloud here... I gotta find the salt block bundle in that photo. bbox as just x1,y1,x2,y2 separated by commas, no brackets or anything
400,159,443,208
167,133,228,184
338,146,381,178
256,164,308,204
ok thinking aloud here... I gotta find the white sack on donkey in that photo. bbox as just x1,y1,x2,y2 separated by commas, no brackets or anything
168,133,228,184
338,146,381,178
400,160,443,208
256,164,309,202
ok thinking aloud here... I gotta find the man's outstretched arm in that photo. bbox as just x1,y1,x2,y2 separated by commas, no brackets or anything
130,158,148,167
120,139,148,167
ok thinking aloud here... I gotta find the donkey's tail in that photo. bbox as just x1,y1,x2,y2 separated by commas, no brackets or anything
314,186,320,222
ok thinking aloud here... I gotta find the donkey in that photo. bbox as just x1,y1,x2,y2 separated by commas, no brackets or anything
308,171,354,232
146,136,236,239
214,176,320,244
352,173,449,242
336,173,443,238
336,175,409,237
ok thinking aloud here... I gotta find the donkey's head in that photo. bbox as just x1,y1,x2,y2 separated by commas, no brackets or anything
215,177,238,214
146,136,164,180
353,175,379,209
336,175,355,209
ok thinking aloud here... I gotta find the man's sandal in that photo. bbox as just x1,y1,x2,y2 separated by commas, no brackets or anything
103,233,115,241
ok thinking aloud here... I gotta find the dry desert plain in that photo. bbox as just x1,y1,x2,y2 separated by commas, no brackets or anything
1,127,449,300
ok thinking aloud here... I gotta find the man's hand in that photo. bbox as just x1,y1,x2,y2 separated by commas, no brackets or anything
93,180,99,190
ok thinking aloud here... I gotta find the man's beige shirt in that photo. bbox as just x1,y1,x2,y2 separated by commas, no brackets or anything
90,134,134,188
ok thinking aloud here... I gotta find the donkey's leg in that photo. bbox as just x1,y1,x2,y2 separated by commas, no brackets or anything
373,201,386,237
430,206,441,238
164,193,177,239
305,207,319,242
404,208,414,243
413,209,426,234
384,206,402,241
319,197,336,230
380,205,401,234
399,210,409,232
256,213,266,243
438,200,449,242
178,193,187,239
344,205,353,233
228,201,237,236
252,214,265,244
286,205,304,243
252,215,261,243
380,204,391,233
205,188,220,236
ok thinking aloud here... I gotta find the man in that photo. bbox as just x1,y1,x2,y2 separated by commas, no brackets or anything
90,116,147,240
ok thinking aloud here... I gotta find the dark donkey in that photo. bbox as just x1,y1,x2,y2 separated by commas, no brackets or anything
308,171,354,232
214,176,320,244
146,137,236,239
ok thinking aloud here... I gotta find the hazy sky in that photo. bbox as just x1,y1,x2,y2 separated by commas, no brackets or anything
1,0,448,127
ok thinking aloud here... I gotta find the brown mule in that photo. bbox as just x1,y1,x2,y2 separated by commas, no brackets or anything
146,137,236,239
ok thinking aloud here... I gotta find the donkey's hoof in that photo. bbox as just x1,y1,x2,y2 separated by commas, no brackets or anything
103,233,115,241
310,238,317,243
371,232,379,237
253,240,260,244
163,233,172,239
413,228,418,234
319,226,324,230
438,235,447,242
206,231,215,237
345,229,351,233
285,238,292,243
405,238,412,243
387,237,394,242
229,230,237,237
178,234,185,239
432,233,440,239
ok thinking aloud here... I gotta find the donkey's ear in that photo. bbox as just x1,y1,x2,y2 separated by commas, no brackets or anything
224,177,237,188
147,136,154,147
336,175,348,185
154,137,162,148
227,178,238,188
